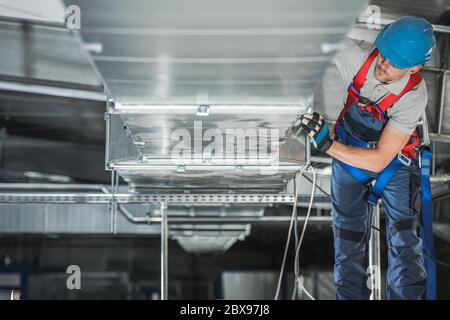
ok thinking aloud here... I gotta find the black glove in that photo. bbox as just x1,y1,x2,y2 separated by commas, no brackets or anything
291,112,333,153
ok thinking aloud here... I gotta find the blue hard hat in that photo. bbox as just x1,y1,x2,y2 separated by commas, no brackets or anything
375,16,436,68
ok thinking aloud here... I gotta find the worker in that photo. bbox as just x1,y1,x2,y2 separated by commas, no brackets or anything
291,16,436,300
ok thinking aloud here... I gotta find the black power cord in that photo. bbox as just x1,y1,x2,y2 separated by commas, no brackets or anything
301,171,332,199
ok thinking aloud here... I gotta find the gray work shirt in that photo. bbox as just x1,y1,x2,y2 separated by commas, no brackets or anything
333,38,430,144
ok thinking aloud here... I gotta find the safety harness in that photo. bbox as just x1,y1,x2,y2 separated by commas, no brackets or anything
334,48,436,299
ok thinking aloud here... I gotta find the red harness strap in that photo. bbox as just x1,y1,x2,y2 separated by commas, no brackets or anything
333,50,379,134
334,48,423,159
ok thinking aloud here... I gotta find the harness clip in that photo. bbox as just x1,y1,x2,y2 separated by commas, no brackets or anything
397,152,411,166
367,141,377,149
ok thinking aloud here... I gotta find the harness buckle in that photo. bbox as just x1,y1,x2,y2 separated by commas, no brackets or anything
367,141,377,149
413,143,429,168
357,95,373,106
397,152,411,166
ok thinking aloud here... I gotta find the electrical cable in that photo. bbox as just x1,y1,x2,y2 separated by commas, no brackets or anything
274,165,317,300
291,172,301,300
290,171,303,299
274,168,304,300
301,172,331,199
292,165,316,300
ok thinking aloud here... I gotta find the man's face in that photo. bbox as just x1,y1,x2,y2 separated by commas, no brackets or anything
374,52,421,83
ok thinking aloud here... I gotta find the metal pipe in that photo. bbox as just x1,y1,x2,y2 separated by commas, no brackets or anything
100,186,111,194
305,136,311,164
432,140,436,176
369,203,382,300
117,209,332,224
114,172,119,234
105,108,111,170
356,20,450,35
0,183,109,190
110,170,119,234
118,204,152,223
422,66,447,74
310,156,332,164
430,174,450,182
110,172,114,233
436,33,449,135
160,216,331,223
437,71,450,134
160,202,168,300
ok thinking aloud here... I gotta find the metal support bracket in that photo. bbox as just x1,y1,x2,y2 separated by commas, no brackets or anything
160,201,168,300
109,170,119,234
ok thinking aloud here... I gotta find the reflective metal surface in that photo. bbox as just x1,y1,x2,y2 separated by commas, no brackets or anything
0,190,324,204
172,224,251,254
67,0,366,191
0,0,66,23
71,0,366,104
114,104,305,160
0,19,104,91
118,169,299,191
370,0,450,24
0,17,107,182
107,105,308,191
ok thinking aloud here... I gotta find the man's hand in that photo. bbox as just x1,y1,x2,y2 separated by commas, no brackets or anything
291,112,333,153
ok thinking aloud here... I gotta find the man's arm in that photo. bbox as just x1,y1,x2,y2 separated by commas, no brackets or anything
326,124,411,173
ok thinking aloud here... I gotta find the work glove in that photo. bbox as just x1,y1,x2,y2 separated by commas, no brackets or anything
291,112,333,153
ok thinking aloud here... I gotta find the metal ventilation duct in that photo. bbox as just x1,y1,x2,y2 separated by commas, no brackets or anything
72,0,367,105
79,0,368,192
0,16,107,181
